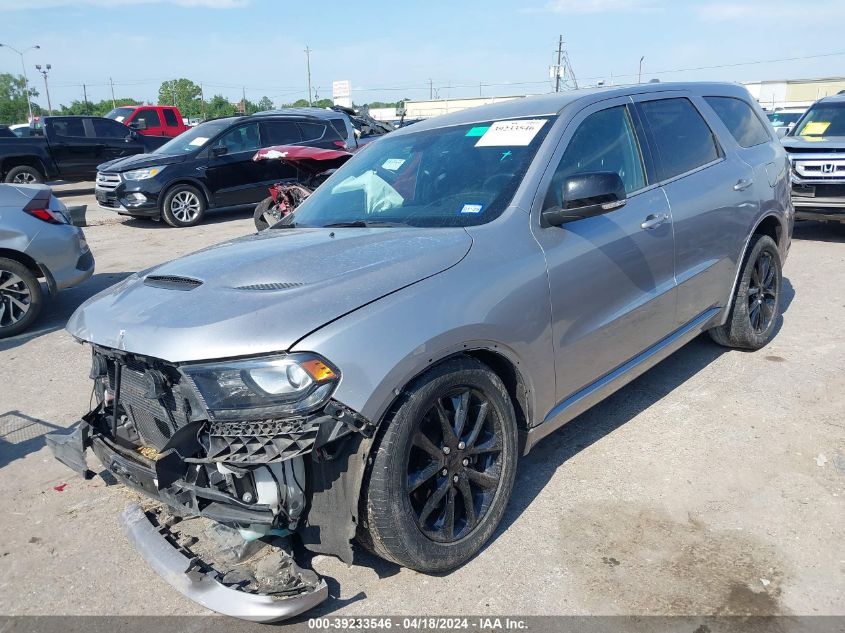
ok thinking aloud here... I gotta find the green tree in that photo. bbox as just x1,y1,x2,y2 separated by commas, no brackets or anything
58,98,139,117
257,96,274,111
158,78,202,118
0,73,39,124
206,94,236,119
282,97,334,109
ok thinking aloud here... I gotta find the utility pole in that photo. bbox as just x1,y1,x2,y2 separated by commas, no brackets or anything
200,83,206,119
555,34,563,93
638,56,645,84
109,77,116,109
35,64,52,115
304,46,313,106
242,86,247,113
0,43,40,121
82,83,89,115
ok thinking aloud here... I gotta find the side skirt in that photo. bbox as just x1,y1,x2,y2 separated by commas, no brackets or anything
523,306,722,455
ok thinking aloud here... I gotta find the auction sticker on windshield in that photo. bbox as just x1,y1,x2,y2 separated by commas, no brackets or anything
475,119,547,147
189,137,209,146
382,158,406,170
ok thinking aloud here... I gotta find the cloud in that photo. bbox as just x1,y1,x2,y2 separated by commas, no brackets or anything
0,0,247,9
696,0,845,21
540,0,661,14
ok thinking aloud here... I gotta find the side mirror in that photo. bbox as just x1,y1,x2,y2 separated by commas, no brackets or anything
542,172,627,227
129,120,147,131
211,145,228,157
125,130,138,142
777,127,789,139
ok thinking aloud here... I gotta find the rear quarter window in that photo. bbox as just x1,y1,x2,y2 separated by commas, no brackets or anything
638,97,721,181
705,96,771,148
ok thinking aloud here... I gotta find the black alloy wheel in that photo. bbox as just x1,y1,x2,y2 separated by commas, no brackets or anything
407,388,504,543
363,356,518,573
747,250,778,333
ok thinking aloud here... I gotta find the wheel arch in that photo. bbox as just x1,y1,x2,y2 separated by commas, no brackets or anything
721,212,788,323
159,178,213,211
0,248,42,279
1,156,47,181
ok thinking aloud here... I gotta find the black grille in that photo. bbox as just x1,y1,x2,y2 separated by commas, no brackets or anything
108,356,192,449
207,418,319,463
144,275,203,291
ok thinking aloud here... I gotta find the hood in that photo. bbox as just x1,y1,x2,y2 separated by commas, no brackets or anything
98,152,188,172
66,227,472,362
781,136,845,151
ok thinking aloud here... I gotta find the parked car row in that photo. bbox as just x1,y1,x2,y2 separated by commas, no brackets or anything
0,116,168,184
46,82,793,621
94,107,384,226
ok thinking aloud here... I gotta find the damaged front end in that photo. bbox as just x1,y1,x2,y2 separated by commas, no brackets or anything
48,345,374,621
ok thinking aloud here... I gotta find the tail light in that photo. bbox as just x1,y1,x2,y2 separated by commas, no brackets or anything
332,140,348,149
25,207,68,224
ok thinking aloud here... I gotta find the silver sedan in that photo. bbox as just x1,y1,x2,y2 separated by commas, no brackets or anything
0,184,94,338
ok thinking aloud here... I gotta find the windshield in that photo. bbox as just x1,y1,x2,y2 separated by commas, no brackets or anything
792,103,845,137
106,107,136,123
152,119,234,155
767,111,802,127
281,117,554,229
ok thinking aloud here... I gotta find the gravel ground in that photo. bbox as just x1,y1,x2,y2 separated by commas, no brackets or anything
0,215,842,617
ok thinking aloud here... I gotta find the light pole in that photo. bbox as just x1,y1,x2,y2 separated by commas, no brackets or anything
35,64,52,116
0,43,40,121
638,56,645,84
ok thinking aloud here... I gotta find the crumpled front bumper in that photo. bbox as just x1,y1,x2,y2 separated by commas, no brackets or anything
120,504,328,622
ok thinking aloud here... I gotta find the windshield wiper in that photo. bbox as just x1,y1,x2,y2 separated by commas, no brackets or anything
322,220,410,228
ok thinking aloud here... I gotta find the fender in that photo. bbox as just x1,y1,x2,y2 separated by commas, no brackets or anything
718,211,789,326
161,178,215,208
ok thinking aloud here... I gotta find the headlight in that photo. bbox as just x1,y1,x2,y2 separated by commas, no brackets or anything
123,166,166,181
180,353,340,421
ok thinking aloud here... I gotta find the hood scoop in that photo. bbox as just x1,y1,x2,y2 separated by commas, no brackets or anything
144,275,203,291
234,282,305,291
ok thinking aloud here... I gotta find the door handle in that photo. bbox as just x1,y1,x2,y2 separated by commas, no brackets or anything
641,213,669,230
734,178,754,191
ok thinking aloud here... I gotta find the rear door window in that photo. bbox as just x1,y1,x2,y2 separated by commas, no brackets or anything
638,97,721,181
162,108,179,127
261,120,303,146
51,118,86,137
298,122,328,142
705,96,771,148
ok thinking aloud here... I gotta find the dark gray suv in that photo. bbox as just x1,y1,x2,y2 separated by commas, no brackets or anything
51,82,792,621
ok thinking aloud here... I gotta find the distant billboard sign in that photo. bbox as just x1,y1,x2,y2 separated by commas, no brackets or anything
333,80,352,108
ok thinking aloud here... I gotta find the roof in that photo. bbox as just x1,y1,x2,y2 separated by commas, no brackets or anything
252,107,348,120
398,82,751,135
817,94,845,104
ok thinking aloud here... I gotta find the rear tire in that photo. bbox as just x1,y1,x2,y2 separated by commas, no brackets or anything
4,165,45,185
0,257,43,339
161,185,206,227
709,234,782,350
363,356,518,573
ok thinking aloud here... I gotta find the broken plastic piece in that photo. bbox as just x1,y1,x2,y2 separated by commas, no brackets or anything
120,503,328,622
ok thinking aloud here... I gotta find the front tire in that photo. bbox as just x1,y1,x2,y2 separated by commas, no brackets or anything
363,357,518,573
0,258,43,339
709,234,782,350
253,197,276,231
161,185,206,227
4,165,45,185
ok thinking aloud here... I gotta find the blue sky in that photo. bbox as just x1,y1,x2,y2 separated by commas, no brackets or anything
2,0,845,109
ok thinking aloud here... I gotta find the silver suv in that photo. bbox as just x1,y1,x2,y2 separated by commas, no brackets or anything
51,83,792,620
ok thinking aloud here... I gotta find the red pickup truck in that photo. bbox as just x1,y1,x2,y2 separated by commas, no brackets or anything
105,105,189,138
